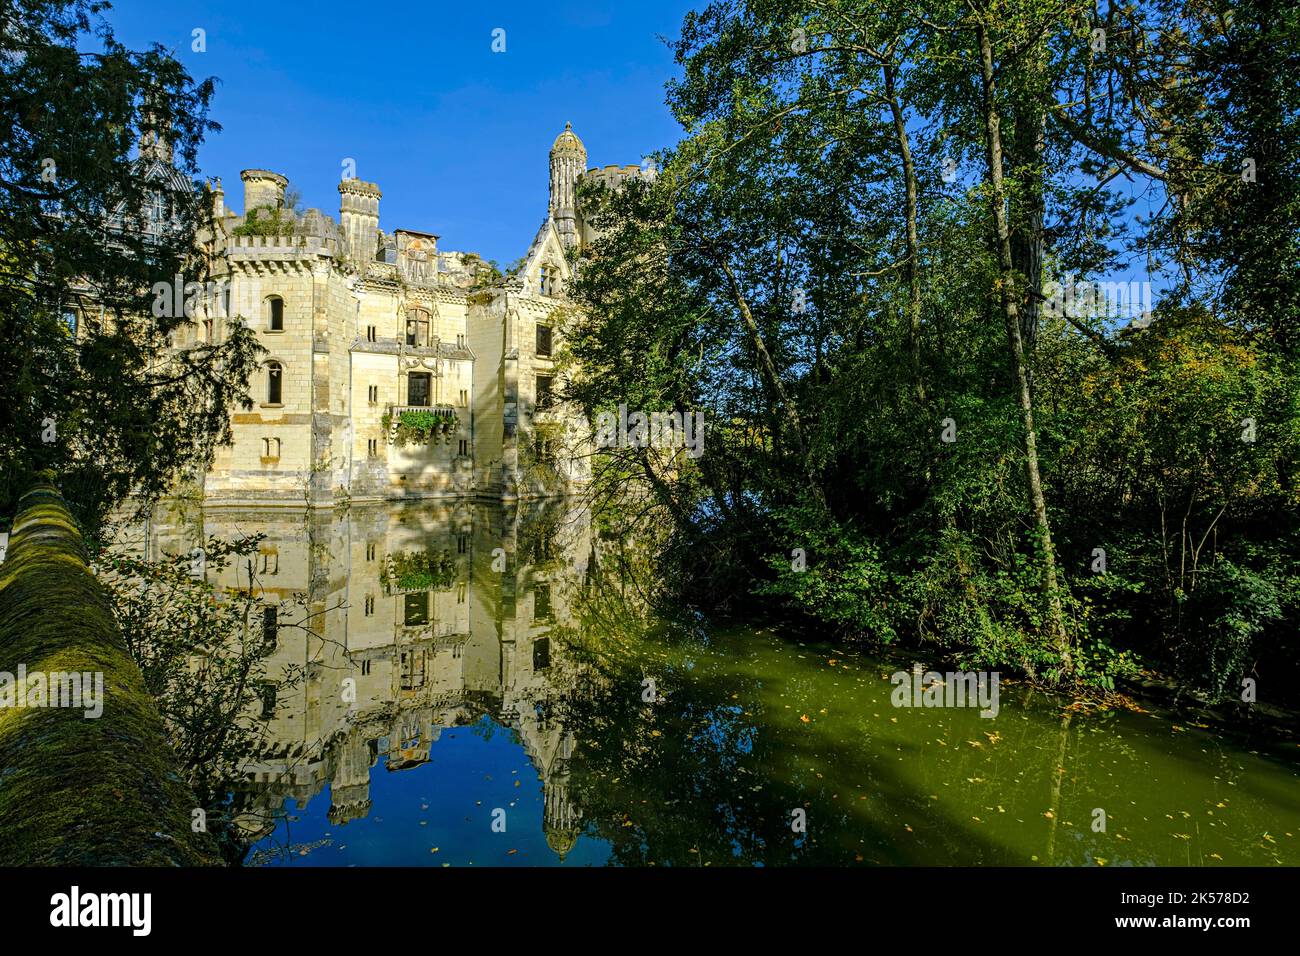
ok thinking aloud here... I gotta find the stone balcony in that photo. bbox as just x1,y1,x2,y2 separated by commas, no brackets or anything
388,404,457,418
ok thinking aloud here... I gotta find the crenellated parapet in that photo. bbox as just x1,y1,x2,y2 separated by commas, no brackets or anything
580,163,652,191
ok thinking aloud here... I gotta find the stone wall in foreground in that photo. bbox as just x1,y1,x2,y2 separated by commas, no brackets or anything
0,482,222,866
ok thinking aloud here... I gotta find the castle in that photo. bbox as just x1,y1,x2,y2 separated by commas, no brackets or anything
173,123,648,504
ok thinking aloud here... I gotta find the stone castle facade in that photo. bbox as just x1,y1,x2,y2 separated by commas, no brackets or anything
178,123,648,504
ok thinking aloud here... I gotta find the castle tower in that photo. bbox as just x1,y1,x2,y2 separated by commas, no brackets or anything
542,732,580,861
241,169,287,214
549,122,586,252
138,116,173,165
339,179,382,270
137,92,173,164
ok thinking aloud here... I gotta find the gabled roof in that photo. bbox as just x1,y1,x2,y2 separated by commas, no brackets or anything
514,217,572,286
104,154,195,236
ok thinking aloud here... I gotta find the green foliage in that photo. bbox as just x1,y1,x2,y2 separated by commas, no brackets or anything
380,408,459,445
0,0,262,532
568,0,1300,700
1176,558,1288,700
379,549,457,593
758,509,900,641
100,533,301,862
231,204,295,237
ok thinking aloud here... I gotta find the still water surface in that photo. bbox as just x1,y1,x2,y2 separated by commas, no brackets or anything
125,498,1299,866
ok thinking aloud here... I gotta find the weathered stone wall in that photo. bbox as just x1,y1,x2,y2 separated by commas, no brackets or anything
0,483,222,865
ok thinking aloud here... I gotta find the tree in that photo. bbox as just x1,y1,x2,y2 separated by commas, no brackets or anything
568,0,1299,696
0,0,261,529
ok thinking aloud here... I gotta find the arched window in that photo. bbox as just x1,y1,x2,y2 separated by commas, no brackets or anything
266,296,284,331
266,361,283,404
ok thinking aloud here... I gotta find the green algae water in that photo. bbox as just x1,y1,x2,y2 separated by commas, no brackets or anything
118,498,1300,867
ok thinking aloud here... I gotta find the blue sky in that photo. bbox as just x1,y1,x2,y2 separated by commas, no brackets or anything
107,1,694,265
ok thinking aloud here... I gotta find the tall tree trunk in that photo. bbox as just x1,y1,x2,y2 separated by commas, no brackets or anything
883,59,925,402
1010,118,1045,359
718,257,826,508
975,14,1072,676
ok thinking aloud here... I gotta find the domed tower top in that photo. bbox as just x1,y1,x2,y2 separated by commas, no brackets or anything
549,122,586,251
551,121,586,157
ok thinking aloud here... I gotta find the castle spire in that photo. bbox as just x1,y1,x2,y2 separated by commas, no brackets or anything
138,93,173,164
549,122,586,251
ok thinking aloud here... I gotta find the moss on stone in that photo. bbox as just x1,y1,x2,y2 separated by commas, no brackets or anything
0,483,223,866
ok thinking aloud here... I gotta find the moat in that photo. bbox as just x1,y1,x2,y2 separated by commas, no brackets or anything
115,498,1300,867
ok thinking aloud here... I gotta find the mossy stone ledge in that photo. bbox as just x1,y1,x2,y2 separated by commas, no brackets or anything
0,482,223,866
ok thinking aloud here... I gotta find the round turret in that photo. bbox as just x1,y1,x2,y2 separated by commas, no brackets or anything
549,123,587,251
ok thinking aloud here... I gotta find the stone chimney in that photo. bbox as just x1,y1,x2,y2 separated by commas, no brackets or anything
339,178,382,268
241,169,288,214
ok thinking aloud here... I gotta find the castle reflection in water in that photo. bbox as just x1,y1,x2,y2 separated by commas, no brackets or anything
117,497,601,861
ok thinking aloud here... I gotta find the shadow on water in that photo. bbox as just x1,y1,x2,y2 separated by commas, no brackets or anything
112,496,1300,866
